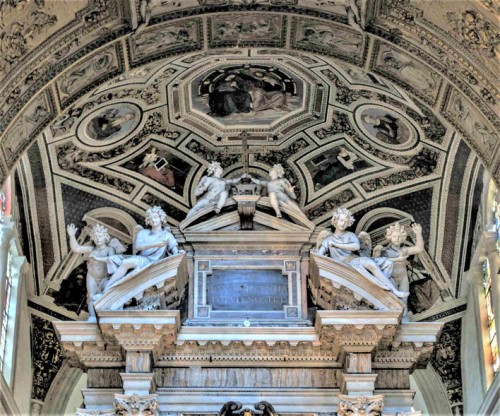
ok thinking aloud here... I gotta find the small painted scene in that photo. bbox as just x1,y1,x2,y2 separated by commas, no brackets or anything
305,146,370,191
124,146,191,195
358,107,412,146
50,264,88,314
84,106,139,142
191,64,303,125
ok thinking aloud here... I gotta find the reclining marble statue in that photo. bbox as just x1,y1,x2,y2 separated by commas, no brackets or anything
66,223,126,319
92,206,182,289
315,208,409,298
373,222,424,293
247,164,302,218
187,161,244,218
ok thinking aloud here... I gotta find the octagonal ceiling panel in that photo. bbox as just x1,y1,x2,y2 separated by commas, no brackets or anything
171,57,326,141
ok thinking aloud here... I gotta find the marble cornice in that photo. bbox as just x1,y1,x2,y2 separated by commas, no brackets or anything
392,322,443,347
373,349,419,369
177,326,318,346
54,313,441,370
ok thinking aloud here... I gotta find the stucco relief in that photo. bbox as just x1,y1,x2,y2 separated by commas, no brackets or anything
373,43,441,104
446,9,499,59
199,0,297,4
292,17,366,64
209,14,286,48
128,19,202,66
0,0,60,75
1,89,54,165
406,0,499,76
442,87,498,164
56,43,122,105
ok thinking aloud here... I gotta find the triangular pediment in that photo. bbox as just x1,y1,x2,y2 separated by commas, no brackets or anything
179,197,315,233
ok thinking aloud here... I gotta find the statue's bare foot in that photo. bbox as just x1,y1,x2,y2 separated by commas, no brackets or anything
393,289,410,299
215,208,221,214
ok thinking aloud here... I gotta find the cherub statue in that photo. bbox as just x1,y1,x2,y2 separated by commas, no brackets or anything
316,208,408,298
93,206,181,289
187,161,244,218
248,164,301,218
374,222,424,292
357,231,373,257
67,223,126,319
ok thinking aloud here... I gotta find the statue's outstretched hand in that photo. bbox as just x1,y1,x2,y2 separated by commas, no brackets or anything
411,223,422,234
67,224,77,237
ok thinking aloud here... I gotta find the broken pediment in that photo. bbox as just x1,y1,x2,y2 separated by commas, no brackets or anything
309,253,404,313
93,253,188,312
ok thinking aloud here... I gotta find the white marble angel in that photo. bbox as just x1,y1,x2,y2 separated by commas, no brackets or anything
373,222,424,292
248,164,302,218
93,206,181,289
67,223,126,319
315,208,408,298
186,161,244,218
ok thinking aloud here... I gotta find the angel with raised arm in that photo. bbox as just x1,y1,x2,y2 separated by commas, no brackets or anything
316,208,408,299
249,164,301,218
67,223,126,319
93,206,181,289
186,161,244,218
373,222,424,292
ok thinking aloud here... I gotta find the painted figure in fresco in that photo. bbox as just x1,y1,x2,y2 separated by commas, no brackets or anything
66,223,126,319
374,222,424,292
316,208,408,298
139,147,175,187
86,108,136,141
93,206,181,288
209,74,253,116
206,68,290,117
362,114,405,145
187,161,244,218
248,164,301,218
337,147,357,170
243,70,288,112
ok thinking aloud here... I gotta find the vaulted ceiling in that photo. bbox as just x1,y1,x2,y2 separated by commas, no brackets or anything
1,0,498,411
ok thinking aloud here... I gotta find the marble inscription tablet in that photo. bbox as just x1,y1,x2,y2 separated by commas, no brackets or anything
207,269,288,311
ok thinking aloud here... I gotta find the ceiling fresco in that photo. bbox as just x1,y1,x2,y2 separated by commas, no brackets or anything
20,47,477,330
0,0,497,413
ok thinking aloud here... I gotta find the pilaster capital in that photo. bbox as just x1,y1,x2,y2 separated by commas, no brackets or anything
338,394,384,416
114,393,158,416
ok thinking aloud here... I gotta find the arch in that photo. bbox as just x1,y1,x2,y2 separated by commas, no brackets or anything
41,360,83,416
355,207,414,235
0,4,496,186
